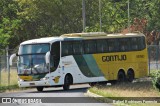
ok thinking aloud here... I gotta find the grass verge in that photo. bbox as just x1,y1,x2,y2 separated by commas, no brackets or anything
0,69,20,92
0,84,19,93
0,84,31,93
89,80,160,106
0,69,18,86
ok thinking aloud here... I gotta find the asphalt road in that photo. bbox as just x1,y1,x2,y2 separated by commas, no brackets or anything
0,84,112,106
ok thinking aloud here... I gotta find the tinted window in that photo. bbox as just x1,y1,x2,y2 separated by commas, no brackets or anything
50,42,60,72
73,41,83,55
129,37,146,51
108,39,119,52
138,36,146,50
97,39,108,53
61,36,146,56
84,40,96,54
119,38,130,51
130,37,139,50
62,41,73,56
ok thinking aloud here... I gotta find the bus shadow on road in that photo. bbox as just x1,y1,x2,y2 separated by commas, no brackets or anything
29,87,90,93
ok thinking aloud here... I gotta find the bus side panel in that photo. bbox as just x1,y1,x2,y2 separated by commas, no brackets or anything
55,48,148,85
93,49,148,81
60,55,107,84
138,62,148,77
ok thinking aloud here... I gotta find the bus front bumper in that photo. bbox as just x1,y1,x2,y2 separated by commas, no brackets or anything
18,80,50,87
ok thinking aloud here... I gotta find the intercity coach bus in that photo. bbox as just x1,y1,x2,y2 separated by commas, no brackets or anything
10,32,148,91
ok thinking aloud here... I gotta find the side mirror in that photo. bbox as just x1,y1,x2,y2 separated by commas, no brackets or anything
9,53,16,66
16,53,19,56
45,51,50,64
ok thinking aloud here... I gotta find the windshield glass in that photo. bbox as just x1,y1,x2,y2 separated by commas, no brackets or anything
18,54,49,75
18,44,50,75
20,44,50,54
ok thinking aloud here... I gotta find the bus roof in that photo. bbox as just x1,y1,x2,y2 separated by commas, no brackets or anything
20,32,145,45
61,32,107,37
61,32,145,39
20,37,63,45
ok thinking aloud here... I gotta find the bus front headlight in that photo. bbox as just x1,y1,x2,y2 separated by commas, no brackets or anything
40,77,49,81
18,77,24,82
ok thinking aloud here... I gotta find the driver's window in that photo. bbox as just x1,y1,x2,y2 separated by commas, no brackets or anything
50,42,60,72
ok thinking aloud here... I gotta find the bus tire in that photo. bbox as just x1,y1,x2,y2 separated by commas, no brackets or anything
127,69,134,82
89,82,97,87
63,74,73,90
118,70,126,82
36,86,43,92
110,80,117,85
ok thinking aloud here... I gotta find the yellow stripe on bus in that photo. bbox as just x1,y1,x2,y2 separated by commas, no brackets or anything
19,76,33,81
93,49,148,80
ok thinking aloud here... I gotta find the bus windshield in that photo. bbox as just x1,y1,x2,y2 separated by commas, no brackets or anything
18,44,50,75
20,44,50,54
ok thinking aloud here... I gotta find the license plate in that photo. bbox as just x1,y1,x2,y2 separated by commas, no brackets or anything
30,83,35,85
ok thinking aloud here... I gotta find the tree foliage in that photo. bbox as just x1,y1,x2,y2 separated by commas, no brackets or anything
0,0,160,48
0,0,21,48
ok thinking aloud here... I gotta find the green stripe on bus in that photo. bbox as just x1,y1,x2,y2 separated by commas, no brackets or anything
73,55,103,77
83,55,103,77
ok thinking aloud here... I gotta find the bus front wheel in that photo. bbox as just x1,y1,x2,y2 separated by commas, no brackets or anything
36,86,44,92
89,82,97,87
63,74,73,90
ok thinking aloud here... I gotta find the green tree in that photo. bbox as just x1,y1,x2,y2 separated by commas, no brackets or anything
0,0,21,48
145,0,160,31
1,0,160,48
16,0,82,38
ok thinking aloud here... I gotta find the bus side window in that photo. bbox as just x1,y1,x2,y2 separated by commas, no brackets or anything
108,39,113,52
79,41,83,54
97,39,108,53
108,39,118,52
51,41,60,72
62,42,68,56
62,41,73,56
89,40,96,54
73,41,83,55
84,41,89,54
67,42,73,55
119,38,129,51
84,40,96,54
130,37,139,51
130,38,138,51
138,36,146,50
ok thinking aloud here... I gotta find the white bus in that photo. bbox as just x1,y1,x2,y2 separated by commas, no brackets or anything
10,32,148,91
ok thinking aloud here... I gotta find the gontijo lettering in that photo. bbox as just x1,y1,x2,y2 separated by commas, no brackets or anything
102,55,127,62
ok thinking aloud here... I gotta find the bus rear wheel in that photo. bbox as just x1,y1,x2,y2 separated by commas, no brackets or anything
110,80,117,85
36,86,44,92
63,74,73,90
127,70,134,82
118,71,126,82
